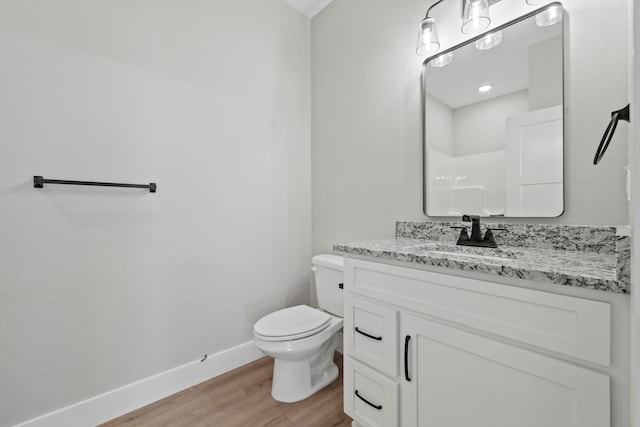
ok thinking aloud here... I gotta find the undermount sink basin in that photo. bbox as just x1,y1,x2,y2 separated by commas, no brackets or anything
413,243,518,261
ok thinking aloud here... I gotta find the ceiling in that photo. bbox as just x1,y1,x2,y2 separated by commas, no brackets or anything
426,13,562,109
282,0,333,18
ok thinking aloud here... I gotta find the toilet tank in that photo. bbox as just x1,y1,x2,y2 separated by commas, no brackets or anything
311,254,344,317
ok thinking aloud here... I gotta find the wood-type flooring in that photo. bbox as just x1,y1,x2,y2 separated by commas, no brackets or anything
101,353,352,427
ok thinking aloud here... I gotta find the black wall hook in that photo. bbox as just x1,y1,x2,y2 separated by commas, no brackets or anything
593,104,630,165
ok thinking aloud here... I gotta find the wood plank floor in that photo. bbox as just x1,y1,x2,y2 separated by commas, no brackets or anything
100,353,352,427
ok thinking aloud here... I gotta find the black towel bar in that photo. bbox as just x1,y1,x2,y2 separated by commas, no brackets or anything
594,104,630,165
33,176,156,193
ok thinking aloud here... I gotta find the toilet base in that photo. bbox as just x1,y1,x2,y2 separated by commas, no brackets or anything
270,334,340,403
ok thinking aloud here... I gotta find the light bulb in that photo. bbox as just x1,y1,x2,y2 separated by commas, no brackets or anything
462,0,491,35
417,17,440,56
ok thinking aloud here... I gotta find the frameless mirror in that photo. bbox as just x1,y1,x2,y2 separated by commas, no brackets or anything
423,3,564,217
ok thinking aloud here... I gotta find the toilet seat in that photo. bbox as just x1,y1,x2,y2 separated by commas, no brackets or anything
254,305,331,341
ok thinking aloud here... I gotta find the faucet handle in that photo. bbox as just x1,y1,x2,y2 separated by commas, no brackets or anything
451,226,469,242
483,227,507,244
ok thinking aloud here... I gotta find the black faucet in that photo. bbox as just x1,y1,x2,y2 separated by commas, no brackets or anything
451,215,506,248
462,214,482,242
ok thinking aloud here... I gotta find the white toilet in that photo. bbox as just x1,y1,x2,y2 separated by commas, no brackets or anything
253,254,344,403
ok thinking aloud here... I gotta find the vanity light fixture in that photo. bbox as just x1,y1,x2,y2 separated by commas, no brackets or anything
416,0,444,56
417,0,496,56
535,4,563,27
417,16,441,55
478,84,493,92
475,30,502,50
430,52,454,67
461,0,491,35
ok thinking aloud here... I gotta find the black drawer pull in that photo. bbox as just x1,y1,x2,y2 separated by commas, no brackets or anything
355,327,382,341
404,335,411,382
355,389,383,410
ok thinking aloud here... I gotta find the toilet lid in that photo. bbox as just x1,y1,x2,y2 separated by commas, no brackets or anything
254,305,331,341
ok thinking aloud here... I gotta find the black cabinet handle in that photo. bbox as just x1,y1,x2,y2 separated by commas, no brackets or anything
355,389,383,410
338,282,344,289
355,327,382,341
404,335,411,382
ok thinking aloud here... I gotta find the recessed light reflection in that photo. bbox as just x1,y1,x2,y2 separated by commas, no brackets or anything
478,84,493,92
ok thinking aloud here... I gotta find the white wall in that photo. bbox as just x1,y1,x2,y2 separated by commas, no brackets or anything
453,90,529,156
312,0,630,255
0,1,311,425
529,35,563,110
630,1,639,425
425,92,454,156
311,0,426,253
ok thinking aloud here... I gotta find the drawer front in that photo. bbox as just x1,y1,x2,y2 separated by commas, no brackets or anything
344,356,399,427
344,295,398,377
344,258,611,366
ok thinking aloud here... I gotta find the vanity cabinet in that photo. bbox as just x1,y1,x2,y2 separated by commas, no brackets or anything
342,257,615,427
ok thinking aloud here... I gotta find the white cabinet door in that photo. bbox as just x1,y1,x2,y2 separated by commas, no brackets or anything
400,314,610,427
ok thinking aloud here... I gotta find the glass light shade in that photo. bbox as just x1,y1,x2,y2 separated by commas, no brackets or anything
461,0,491,35
416,17,440,56
475,30,503,50
430,52,453,67
535,4,563,27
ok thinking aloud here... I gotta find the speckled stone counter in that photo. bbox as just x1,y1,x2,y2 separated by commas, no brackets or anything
333,222,631,294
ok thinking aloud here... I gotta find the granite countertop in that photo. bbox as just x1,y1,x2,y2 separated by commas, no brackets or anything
332,222,631,294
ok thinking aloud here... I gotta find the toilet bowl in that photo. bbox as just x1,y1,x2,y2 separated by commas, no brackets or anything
253,254,344,403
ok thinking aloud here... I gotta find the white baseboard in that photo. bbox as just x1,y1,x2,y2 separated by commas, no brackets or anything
14,341,264,427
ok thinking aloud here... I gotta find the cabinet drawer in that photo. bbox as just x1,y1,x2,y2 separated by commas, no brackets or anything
344,356,398,427
345,258,611,366
344,295,398,377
